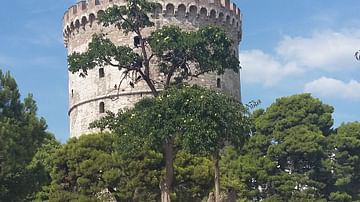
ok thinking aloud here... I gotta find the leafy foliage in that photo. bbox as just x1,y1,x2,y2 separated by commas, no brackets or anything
93,85,250,155
98,1,156,34
254,93,334,135
148,26,239,84
68,35,142,77
47,133,162,202
328,122,360,201
0,70,56,201
173,151,213,202
26,136,60,201
91,85,250,201
220,94,335,201
45,132,219,202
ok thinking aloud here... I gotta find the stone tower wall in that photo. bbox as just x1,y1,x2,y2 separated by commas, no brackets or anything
63,0,243,138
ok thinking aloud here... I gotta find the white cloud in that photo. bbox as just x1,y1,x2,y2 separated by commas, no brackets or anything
276,30,360,70
304,77,360,100
240,29,360,86
240,50,303,86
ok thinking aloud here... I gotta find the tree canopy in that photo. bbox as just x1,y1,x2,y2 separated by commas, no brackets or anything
91,85,250,201
220,94,335,201
47,133,163,202
0,70,57,201
328,122,360,201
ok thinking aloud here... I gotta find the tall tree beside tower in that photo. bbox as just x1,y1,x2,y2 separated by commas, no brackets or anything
0,71,57,201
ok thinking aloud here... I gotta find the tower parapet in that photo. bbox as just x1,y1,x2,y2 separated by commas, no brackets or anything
63,0,242,47
63,0,243,138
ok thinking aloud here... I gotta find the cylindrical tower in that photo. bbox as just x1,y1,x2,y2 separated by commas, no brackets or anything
63,0,242,138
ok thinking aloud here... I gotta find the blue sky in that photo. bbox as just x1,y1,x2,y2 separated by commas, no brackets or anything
0,0,359,143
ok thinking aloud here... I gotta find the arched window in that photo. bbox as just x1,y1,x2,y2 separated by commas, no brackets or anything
75,20,80,31
70,22,75,31
99,68,105,78
95,0,100,5
152,4,162,19
218,13,224,22
81,16,87,29
165,4,175,16
66,26,71,35
200,8,207,18
99,102,105,113
210,10,216,19
189,5,197,18
177,4,186,17
89,13,96,26
97,10,105,18
226,15,231,24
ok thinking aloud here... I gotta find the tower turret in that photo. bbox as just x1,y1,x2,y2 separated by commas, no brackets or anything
63,0,242,138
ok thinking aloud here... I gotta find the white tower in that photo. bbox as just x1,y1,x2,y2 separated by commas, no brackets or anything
63,0,242,138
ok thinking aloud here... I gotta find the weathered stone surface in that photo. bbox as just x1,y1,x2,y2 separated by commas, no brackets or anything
63,0,243,138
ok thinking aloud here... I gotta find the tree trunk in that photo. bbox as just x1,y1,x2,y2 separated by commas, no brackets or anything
227,188,236,202
160,136,175,202
214,155,221,202
207,192,215,202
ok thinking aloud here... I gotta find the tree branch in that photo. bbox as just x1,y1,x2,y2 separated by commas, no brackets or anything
138,69,159,96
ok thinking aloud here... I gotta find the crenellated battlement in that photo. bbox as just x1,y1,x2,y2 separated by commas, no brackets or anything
62,0,242,46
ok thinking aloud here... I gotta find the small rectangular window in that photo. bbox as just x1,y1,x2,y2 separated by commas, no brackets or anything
99,102,105,113
217,78,221,88
99,68,105,78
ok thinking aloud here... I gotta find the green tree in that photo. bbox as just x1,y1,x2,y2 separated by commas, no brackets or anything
328,122,360,201
173,87,250,202
26,136,60,201
256,94,333,201
173,151,213,202
48,133,163,202
47,131,215,202
0,70,55,201
254,94,334,136
221,94,334,201
92,85,250,201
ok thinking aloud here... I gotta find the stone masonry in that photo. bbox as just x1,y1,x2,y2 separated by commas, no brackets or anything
63,0,243,138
